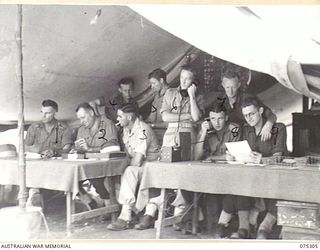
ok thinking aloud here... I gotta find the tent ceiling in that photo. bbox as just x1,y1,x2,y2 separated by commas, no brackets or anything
0,5,190,123
2,5,319,124
131,5,320,99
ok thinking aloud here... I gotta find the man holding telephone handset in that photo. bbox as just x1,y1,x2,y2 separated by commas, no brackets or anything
160,64,204,149
193,102,241,232
135,65,204,231
194,102,240,161
158,65,204,225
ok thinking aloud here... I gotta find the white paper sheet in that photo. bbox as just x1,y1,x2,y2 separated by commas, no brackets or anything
225,140,252,163
25,152,42,159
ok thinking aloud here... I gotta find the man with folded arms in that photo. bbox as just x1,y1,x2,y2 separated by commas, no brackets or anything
25,99,73,206
217,97,287,239
75,102,119,209
107,103,160,231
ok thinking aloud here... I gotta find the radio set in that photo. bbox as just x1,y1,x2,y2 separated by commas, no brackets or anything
160,132,191,162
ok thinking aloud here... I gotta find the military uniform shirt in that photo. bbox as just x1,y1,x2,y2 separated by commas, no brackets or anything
99,91,138,123
147,86,168,124
122,118,160,160
25,119,73,154
160,87,204,121
242,121,287,157
203,122,241,158
205,91,276,126
76,115,119,151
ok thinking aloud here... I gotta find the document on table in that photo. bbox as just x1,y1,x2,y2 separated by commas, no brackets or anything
25,152,42,159
225,140,252,163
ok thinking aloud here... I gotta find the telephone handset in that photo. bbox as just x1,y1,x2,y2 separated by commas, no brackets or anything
179,81,199,98
205,117,215,134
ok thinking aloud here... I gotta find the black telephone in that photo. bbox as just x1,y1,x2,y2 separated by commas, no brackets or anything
180,81,199,98
205,118,215,134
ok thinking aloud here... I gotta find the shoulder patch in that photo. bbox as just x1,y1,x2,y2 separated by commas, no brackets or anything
228,122,239,131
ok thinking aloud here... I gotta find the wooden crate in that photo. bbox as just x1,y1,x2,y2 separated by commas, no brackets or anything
277,201,320,229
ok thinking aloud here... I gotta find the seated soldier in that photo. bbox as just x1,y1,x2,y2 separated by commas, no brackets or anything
193,103,241,233
107,103,160,231
133,103,241,231
75,102,119,209
217,96,287,239
194,102,240,161
146,68,169,124
25,99,73,206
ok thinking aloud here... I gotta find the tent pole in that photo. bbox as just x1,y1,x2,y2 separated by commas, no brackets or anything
16,4,27,209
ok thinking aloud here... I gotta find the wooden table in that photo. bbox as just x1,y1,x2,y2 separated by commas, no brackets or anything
136,161,320,238
0,157,128,235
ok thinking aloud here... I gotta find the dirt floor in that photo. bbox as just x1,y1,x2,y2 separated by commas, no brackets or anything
6,194,206,240
0,192,281,241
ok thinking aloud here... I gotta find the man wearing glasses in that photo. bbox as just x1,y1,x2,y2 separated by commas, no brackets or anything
216,96,287,239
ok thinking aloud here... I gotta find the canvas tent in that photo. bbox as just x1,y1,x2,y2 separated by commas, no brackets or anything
131,5,320,99
0,5,193,124
0,5,319,134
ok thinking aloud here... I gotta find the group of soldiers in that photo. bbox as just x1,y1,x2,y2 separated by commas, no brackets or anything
25,64,287,239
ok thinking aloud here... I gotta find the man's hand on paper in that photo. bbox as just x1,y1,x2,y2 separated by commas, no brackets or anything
226,150,235,161
249,151,262,164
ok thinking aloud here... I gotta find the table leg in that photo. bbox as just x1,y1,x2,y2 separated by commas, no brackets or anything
192,192,199,235
155,188,166,239
108,176,117,222
66,192,72,237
